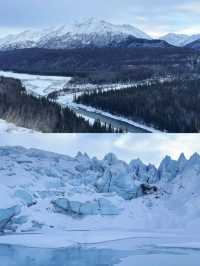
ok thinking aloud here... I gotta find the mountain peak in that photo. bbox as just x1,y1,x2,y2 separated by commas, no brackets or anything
103,153,118,164
189,152,200,163
70,18,151,39
75,151,89,160
178,153,186,162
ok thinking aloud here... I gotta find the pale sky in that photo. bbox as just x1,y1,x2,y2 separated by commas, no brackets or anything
0,0,200,37
0,134,199,166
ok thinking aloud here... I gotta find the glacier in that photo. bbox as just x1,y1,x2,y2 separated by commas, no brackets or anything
0,146,200,265
0,146,199,234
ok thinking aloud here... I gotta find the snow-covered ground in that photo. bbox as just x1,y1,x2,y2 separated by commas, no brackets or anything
0,119,38,133
0,71,71,96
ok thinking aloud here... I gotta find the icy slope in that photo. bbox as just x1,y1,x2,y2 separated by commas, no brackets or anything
0,147,200,233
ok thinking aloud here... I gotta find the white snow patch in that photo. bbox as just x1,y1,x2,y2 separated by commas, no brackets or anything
0,71,71,96
0,119,38,133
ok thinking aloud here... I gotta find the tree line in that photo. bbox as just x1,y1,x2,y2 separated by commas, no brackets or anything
0,47,199,84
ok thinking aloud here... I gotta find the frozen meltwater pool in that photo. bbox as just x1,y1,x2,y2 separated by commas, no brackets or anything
1,238,200,266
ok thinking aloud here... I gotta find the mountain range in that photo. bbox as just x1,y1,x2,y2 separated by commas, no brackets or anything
0,18,151,50
0,18,199,50
1,146,200,233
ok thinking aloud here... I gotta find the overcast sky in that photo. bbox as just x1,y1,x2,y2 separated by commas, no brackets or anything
0,134,199,166
0,0,200,37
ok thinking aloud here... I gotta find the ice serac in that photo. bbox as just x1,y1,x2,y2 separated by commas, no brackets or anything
186,152,200,168
158,155,179,182
178,153,187,171
103,153,119,166
14,190,36,207
158,152,187,182
128,159,159,183
158,153,188,183
53,197,121,216
0,184,21,231
0,206,21,232
95,156,140,200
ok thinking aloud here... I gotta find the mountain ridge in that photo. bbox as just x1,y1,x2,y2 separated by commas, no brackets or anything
185,39,200,50
0,18,152,50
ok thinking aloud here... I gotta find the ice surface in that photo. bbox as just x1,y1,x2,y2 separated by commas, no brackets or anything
0,230,200,266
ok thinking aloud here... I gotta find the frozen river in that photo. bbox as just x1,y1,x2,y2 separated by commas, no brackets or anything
0,70,156,132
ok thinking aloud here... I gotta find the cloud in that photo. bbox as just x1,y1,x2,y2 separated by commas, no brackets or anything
0,0,199,37
177,1,200,14
114,134,200,165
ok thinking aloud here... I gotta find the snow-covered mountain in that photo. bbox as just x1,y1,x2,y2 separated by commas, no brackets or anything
0,18,152,50
160,33,189,46
1,146,200,234
1,20,200,50
160,33,200,47
0,28,54,50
